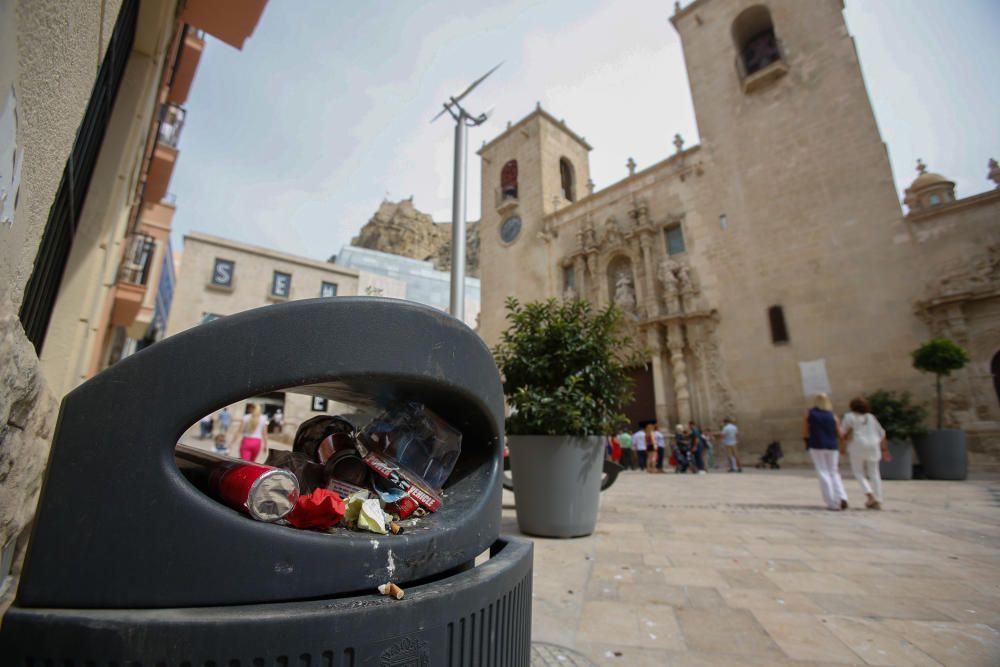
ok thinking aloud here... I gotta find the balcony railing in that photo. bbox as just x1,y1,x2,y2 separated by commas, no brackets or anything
157,102,187,149
118,234,156,286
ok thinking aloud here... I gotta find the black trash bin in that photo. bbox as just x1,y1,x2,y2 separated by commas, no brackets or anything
0,298,533,665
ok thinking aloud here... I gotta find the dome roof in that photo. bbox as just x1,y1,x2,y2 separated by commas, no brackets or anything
908,160,954,192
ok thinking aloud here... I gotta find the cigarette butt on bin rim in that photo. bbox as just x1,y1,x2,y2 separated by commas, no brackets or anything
378,582,405,600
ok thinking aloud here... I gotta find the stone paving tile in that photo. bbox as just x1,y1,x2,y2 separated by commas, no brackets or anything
822,615,943,666
661,566,729,588
844,573,993,602
809,593,956,622
506,470,1000,665
926,598,1000,627
882,619,1000,667
719,567,782,590
675,607,784,658
752,611,864,664
720,588,826,615
764,571,867,595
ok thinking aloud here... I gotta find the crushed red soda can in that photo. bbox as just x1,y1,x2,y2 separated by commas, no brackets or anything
210,461,300,522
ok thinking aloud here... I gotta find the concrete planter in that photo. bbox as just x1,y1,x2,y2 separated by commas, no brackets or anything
879,438,913,480
913,429,967,481
507,435,605,538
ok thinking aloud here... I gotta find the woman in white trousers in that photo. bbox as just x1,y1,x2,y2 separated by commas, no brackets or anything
802,393,848,510
842,396,890,509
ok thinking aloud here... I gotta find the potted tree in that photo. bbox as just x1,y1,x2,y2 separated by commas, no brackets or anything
911,337,971,480
493,297,644,537
866,390,927,480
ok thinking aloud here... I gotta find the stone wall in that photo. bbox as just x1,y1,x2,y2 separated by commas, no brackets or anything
0,293,58,614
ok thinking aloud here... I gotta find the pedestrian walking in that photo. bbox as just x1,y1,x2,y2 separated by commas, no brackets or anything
633,424,648,471
199,414,213,439
233,403,269,462
606,433,622,463
803,393,849,511
654,423,667,472
720,417,742,472
672,424,693,473
842,396,890,509
619,428,636,470
688,421,708,474
644,423,659,473
218,407,231,437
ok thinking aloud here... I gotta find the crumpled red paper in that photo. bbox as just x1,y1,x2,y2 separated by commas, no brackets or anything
287,488,345,529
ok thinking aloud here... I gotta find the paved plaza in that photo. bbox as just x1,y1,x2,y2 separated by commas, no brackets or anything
503,467,1000,666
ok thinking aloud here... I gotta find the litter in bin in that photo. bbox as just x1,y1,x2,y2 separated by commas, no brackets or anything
357,498,388,535
286,488,345,529
377,582,405,600
358,402,462,493
175,444,299,522
265,450,325,494
245,403,467,534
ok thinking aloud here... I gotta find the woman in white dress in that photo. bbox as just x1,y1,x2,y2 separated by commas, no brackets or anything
841,397,890,509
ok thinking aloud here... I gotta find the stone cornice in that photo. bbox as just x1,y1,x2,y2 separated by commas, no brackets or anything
185,231,360,278
905,188,1000,222
477,106,592,156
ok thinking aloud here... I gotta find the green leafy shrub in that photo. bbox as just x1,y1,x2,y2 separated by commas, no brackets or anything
866,390,927,441
911,337,970,429
493,298,646,436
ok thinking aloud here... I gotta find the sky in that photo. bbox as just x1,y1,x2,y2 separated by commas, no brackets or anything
169,0,1000,262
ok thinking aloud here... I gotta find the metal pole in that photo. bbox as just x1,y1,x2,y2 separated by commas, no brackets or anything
449,112,468,321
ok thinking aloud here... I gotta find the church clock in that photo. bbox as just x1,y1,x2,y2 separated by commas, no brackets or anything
500,215,522,244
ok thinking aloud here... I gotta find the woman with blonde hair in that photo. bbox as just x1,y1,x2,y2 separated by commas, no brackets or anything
842,396,889,509
233,403,269,462
802,393,848,510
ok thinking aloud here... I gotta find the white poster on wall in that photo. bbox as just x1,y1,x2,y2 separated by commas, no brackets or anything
799,358,832,398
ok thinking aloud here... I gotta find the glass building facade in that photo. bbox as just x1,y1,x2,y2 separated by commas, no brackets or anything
335,246,480,321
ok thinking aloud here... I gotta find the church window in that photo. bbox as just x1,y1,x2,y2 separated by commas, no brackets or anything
665,225,686,255
720,214,729,230
501,160,518,199
564,265,576,292
732,6,782,78
768,305,789,344
929,194,942,206
560,157,576,201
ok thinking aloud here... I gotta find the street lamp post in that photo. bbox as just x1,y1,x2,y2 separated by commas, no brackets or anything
432,63,501,322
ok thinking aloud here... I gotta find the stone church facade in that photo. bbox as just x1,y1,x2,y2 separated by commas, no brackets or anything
476,0,1000,458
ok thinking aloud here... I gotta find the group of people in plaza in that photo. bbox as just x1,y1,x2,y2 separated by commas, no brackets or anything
609,394,890,512
608,417,744,474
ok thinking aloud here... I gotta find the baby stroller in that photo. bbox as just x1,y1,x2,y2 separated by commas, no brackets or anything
671,438,694,473
756,441,783,469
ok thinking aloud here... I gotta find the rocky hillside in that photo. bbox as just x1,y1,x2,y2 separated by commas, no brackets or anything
350,198,480,277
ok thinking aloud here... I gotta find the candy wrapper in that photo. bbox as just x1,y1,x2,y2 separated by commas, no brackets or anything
287,488,345,529
362,450,442,512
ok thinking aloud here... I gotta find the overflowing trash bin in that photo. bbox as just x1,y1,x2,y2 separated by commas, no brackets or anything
0,297,533,665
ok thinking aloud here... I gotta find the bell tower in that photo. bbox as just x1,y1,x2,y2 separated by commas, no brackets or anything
476,107,591,345
670,0,901,228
